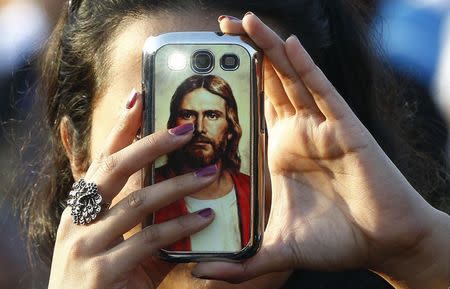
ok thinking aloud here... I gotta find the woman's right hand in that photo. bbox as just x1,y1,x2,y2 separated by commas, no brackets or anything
48,90,217,289
192,13,450,289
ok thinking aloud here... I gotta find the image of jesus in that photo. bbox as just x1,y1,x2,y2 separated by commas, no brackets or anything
154,74,250,252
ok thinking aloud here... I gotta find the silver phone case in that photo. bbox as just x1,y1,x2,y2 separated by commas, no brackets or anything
142,32,264,262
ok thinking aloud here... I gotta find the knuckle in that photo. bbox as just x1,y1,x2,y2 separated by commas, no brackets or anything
97,151,107,162
297,60,315,77
174,216,191,234
127,190,144,209
86,257,109,287
323,85,336,99
261,37,280,53
143,131,173,152
241,261,251,275
176,176,189,191
142,226,160,244
281,72,299,87
91,152,107,169
226,264,251,284
100,155,119,174
143,133,159,148
160,175,184,194
89,255,109,273
68,236,89,258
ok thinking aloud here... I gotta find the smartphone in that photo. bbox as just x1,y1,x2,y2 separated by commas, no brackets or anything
142,32,264,262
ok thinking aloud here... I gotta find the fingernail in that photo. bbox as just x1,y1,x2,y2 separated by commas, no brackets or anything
169,123,194,136
218,15,240,22
191,272,219,280
197,208,213,218
191,273,206,279
126,89,138,109
288,34,299,42
195,164,217,178
244,11,254,17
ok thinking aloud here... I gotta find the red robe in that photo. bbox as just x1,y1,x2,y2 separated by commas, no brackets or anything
154,166,251,251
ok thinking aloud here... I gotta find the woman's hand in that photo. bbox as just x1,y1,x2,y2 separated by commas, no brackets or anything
48,91,218,289
192,13,449,289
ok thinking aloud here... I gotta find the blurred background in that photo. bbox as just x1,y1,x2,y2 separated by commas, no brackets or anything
0,1,63,288
0,0,449,288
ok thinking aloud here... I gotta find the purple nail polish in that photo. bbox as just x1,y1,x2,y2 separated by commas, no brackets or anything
218,15,240,22
169,123,194,136
197,208,213,218
218,15,227,22
126,89,138,109
195,164,217,178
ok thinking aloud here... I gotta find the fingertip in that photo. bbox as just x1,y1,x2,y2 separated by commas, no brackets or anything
218,15,245,35
196,208,215,219
191,208,215,232
191,245,283,283
126,88,139,109
104,89,143,152
242,11,257,27
121,89,143,129
284,34,311,74
123,89,143,129
241,12,269,47
168,123,194,136
243,11,254,19
134,91,144,113
194,164,218,178
286,34,300,45
242,11,262,27
218,15,241,23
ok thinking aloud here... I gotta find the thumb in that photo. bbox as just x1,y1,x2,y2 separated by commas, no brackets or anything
191,244,289,283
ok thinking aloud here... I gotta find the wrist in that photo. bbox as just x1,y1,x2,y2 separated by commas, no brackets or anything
372,207,450,289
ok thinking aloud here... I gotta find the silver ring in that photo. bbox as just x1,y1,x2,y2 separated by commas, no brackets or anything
66,179,107,225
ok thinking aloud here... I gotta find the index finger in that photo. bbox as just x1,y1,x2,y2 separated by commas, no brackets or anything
217,15,245,34
91,124,195,203
86,89,143,177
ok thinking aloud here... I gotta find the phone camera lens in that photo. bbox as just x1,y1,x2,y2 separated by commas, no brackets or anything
220,54,240,71
192,50,214,73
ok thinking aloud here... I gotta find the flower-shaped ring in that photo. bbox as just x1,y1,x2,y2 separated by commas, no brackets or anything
66,179,108,225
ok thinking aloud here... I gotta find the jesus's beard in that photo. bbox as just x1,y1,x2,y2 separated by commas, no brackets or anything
167,133,228,172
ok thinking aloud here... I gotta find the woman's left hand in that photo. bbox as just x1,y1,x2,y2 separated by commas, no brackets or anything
192,13,448,289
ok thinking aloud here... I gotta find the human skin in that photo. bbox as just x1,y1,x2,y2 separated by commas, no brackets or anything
55,11,292,289
192,13,450,289
173,88,235,200
52,10,450,289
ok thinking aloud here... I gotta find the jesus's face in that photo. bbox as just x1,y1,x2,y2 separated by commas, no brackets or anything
174,88,231,168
